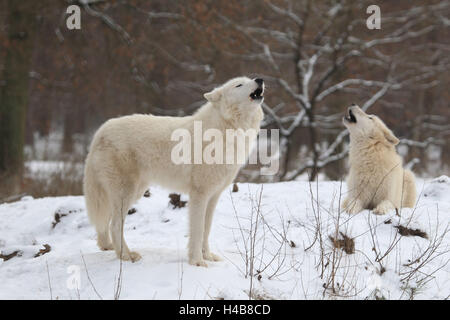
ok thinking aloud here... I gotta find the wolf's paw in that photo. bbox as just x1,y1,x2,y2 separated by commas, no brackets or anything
97,236,114,251
98,243,114,251
373,207,387,215
189,258,208,268
121,251,142,262
203,251,222,262
129,251,142,262
373,202,395,215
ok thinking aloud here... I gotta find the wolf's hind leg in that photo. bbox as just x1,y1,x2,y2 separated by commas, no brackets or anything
110,195,141,262
97,223,113,250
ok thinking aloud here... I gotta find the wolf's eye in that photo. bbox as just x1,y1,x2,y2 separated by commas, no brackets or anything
235,84,243,88
369,116,373,120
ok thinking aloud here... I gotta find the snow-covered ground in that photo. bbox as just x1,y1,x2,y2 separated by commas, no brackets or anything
0,177,449,300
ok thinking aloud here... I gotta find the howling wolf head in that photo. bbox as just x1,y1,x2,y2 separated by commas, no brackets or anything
343,104,399,147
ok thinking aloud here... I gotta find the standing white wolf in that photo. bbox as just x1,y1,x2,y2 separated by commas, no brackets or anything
83,77,264,266
342,104,416,215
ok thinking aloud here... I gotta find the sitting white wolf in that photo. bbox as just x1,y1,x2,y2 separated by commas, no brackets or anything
342,104,416,215
83,77,264,266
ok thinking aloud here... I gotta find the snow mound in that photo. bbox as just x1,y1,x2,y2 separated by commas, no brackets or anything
423,175,450,201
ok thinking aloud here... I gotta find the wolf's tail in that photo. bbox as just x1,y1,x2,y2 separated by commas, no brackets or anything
83,157,111,232
402,169,417,208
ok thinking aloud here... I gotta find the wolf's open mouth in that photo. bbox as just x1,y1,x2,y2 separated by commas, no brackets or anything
250,87,263,100
345,108,357,123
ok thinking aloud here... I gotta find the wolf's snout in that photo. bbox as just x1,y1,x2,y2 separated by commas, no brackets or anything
344,107,357,123
254,78,264,86
250,78,264,100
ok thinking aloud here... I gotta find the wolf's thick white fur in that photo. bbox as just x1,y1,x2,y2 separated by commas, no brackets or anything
342,105,416,215
84,77,264,266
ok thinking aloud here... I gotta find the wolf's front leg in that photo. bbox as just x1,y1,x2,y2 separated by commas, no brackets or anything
202,192,222,262
188,191,208,267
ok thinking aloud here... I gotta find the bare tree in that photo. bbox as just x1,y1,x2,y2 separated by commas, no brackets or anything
217,0,450,181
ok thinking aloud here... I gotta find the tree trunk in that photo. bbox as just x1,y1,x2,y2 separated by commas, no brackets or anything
0,1,37,188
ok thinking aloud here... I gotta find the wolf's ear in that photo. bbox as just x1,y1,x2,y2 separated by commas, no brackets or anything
382,126,400,145
204,87,222,103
